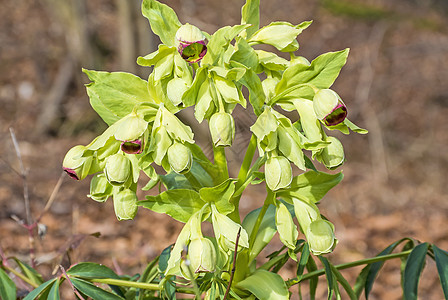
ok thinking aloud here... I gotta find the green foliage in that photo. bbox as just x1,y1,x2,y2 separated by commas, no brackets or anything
0,0,439,299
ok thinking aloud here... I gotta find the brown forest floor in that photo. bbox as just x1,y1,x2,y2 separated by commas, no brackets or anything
1,0,448,299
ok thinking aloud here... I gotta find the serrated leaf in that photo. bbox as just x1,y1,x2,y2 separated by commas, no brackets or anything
275,49,349,102
67,262,120,280
83,69,152,125
403,243,429,300
140,189,205,223
0,268,16,300
433,245,448,299
70,277,124,300
278,171,343,203
199,179,236,215
23,279,57,300
141,0,181,46
241,0,260,38
236,269,289,300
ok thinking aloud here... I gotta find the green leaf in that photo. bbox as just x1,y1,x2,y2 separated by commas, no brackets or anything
320,257,336,300
433,245,448,299
12,258,44,285
241,0,260,38
297,243,310,278
83,69,152,125
137,44,176,67
140,189,205,222
70,277,124,300
307,255,318,300
275,202,299,249
0,268,16,300
199,179,236,215
275,49,349,101
236,269,289,300
47,278,60,300
237,68,265,116
141,0,181,46
403,243,429,300
202,24,251,66
354,238,411,299
330,264,357,300
230,38,258,70
23,278,57,300
67,262,120,279
278,171,343,203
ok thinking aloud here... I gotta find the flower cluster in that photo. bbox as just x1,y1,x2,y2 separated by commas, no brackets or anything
63,0,366,296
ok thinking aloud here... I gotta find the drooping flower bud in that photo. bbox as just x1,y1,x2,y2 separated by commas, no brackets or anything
313,89,347,126
306,219,337,255
319,136,345,170
114,113,148,154
62,145,93,180
167,142,193,174
88,173,113,202
175,23,207,63
104,154,131,186
187,238,217,273
209,112,235,147
113,188,138,220
265,155,292,191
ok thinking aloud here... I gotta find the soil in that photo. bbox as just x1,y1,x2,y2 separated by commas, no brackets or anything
1,0,448,299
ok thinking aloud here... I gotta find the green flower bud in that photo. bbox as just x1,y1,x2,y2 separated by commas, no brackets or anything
313,89,347,126
114,113,148,154
306,219,337,255
167,142,193,174
63,145,93,180
167,78,189,106
113,189,138,220
188,238,217,273
88,173,113,202
175,23,207,63
104,154,131,186
292,197,320,233
319,136,345,170
265,155,292,191
209,112,235,147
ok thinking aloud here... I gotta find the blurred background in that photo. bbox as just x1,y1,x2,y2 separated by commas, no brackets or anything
1,0,448,298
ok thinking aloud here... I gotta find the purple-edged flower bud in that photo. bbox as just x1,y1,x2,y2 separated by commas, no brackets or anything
313,89,347,126
62,145,93,180
265,155,292,191
209,112,235,147
167,142,193,174
114,113,148,154
175,23,207,63
104,154,131,186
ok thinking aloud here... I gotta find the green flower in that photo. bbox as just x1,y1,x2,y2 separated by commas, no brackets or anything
175,23,207,63
113,188,138,220
63,145,96,180
187,237,217,273
209,112,235,147
306,219,337,255
265,155,292,191
114,113,149,154
167,142,193,174
104,154,132,186
88,173,113,202
313,89,347,126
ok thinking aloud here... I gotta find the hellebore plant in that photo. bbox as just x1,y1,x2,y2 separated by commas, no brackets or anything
3,1,448,300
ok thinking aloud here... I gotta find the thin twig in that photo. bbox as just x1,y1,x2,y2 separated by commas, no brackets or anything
9,128,32,225
36,171,65,222
223,227,242,300
60,265,86,300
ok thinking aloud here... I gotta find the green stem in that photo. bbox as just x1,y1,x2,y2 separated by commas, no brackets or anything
228,135,257,223
286,249,413,287
248,189,275,249
87,277,195,294
2,265,39,288
213,145,228,183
